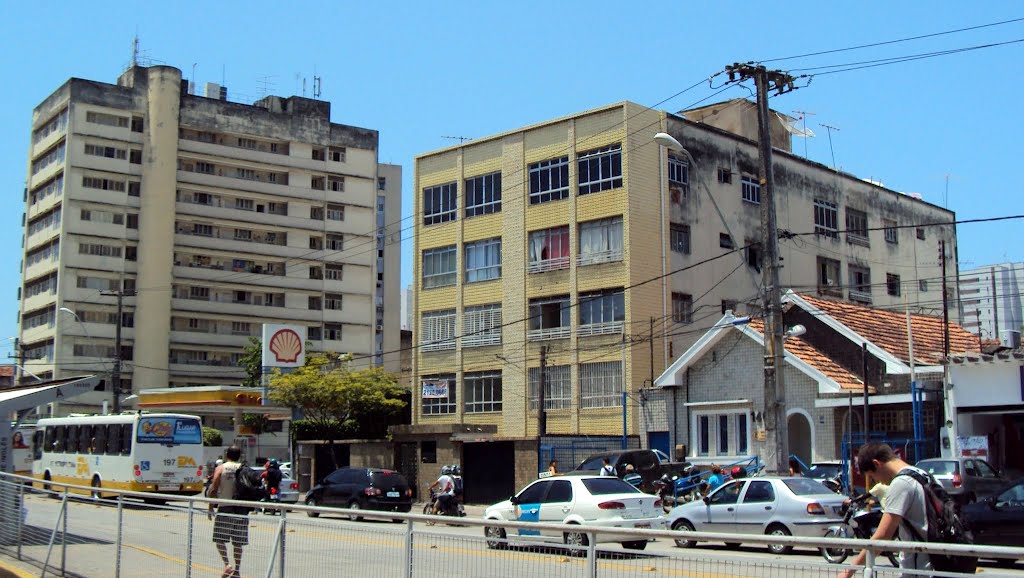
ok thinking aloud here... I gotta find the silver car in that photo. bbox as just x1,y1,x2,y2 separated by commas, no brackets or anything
667,477,846,554
916,458,1007,504
248,466,300,504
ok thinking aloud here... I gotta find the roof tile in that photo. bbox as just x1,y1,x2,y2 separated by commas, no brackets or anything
748,319,868,392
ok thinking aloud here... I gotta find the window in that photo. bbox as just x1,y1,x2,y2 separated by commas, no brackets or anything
668,155,690,198
528,295,570,340
127,214,138,229
717,167,732,184
235,198,254,211
423,182,457,225
311,176,326,190
330,147,346,162
580,361,622,408
312,148,326,161
817,257,842,297
128,181,141,196
814,199,839,239
82,176,125,191
231,321,251,336
324,323,342,341
672,293,693,324
919,279,929,292
916,227,926,240
420,309,456,351
33,109,68,144
846,208,869,246
746,240,762,271
86,111,128,128
192,223,213,236
721,299,738,314
578,289,624,335
463,304,501,347
131,116,144,132
125,246,137,261
528,364,571,410
577,144,622,194
579,217,623,264
883,218,899,244
32,142,65,175
129,149,142,164
325,264,343,281
849,265,872,303
78,243,122,257
422,245,456,289
720,233,734,249
326,204,345,221
528,156,570,204
84,144,126,160
326,234,344,251
464,371,502,413
324,294,343,310
234,229,252,241
464,238,501,282
189,286,210,300
465,172,502,217
421,374,456,415
887,273,901,297
328,176,344,192
741,175,761,204
669,223,690,254
527,226,570,273
308,296,322,310
310,206,324,220
309,266,323,280
693,410,751,458
307,326,322,341
743,481,775,504
377,177,386,190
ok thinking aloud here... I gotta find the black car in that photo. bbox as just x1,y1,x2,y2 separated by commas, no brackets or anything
305,467,413,519
962,477,1024,558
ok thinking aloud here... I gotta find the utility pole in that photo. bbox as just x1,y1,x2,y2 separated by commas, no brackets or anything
538,345,547,437
725,63,796,475
940,238,959,455
101,286,136,414
649,317,655,386
861,342,870,443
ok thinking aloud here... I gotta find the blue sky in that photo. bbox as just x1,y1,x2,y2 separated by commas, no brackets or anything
1,1,1022,354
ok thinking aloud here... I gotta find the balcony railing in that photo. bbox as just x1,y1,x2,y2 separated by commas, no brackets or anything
577,321,624,337
175,260,286,277
849,289,873,304
175,225,288,246
577,250,623,267
527,326,571,341
527,256,570,274
419,339,456,352
462,333,501,348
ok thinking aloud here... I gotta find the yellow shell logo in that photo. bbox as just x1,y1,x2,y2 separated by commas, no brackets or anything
269,329,302,363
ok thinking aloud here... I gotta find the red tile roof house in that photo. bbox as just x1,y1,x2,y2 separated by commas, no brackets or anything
642,291,979,470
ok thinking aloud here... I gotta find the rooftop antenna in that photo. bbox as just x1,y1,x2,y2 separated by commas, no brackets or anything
256,75,277,99
441,136,473,143
312,75,322,99
130,35,139,68
819,123,841,171
791,110,816,158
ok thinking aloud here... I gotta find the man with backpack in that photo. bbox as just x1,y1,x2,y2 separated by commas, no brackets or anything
840,443,976,578
208,446,250,578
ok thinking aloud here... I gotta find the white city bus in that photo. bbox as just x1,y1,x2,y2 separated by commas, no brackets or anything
33,413,205,499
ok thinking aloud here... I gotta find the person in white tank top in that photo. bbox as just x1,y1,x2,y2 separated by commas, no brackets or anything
208,446,247,578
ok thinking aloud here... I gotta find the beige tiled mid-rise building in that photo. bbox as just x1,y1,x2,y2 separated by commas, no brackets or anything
18,65,401,409
411,99,959,448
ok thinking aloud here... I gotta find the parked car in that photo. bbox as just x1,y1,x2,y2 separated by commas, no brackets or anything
667,477,846,554
915,458,1008,504
962,477,1024,560
304,467,413,519
483,474,666,551
571,449,690,493
248,466,300,503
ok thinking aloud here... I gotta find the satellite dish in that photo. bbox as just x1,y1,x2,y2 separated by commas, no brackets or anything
776,112,815,137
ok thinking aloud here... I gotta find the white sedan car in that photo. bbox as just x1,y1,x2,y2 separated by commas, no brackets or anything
483,475,666,551
667,476,846,554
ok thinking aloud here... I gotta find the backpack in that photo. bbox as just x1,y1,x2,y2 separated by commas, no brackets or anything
896,468,978,574
233,465,267,503
452,476,463,497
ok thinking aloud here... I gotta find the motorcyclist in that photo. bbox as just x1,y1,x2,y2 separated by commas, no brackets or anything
428,465,455,518
204,459,223,497
263,459,283,497
450,465,464,513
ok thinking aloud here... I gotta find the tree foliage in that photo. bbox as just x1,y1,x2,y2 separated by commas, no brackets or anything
202,426,223,447
239,337,262,389
268,353,405,461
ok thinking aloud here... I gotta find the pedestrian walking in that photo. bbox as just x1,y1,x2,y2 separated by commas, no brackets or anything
707,464,725,491
208,446,247,578
599,457,615,476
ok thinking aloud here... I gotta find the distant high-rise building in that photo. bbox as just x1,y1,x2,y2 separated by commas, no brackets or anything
401,283,414,331
18,65,401,408
959,263,1024,346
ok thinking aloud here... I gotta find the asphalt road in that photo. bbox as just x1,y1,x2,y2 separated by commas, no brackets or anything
6,494,1023,578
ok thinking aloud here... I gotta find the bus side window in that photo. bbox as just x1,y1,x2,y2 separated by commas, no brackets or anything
45,426,56,452
68,426,75,452
119,424,132,456
33,430,44,459
78,425,92,454
57,425,69,453
106,424,119,455
93,425,106,455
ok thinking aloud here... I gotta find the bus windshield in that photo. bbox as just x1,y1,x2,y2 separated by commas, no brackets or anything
136,417,202,445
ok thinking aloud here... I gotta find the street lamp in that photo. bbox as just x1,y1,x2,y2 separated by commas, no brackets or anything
655,129,790,474
58,307,90,338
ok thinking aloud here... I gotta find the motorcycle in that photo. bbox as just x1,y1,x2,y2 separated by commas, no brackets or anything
423,489,465,519
260,485,282,515
820,493,899,566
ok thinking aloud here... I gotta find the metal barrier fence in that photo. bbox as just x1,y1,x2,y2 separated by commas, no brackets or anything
1,471,1022,578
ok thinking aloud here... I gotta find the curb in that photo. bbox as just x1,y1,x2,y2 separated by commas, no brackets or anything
0,558,36,578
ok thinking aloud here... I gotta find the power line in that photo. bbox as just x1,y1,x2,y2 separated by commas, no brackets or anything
798,38,1024,78
757,16,1024,63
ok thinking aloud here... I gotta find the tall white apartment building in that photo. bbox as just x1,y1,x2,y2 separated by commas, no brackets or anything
18,65,401,408
959,263,1024,346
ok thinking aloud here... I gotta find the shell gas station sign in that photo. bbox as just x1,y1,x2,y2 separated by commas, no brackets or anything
262,324,306,368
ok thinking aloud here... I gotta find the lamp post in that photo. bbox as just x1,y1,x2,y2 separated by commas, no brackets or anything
656,130,792,473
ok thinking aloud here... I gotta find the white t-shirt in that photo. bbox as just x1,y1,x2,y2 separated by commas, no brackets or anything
887,466,932,571
435,474,454,496
600,465,615,476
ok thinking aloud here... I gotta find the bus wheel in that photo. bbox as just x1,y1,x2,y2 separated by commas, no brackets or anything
91,477,103,501
43,473,56,498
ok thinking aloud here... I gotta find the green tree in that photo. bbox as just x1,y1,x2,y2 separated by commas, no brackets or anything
239,337,262,389
268,353,405,469
202,427,223,447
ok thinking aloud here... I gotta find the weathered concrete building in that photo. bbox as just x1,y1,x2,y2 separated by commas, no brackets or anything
403,99,959,502
18,65,402,409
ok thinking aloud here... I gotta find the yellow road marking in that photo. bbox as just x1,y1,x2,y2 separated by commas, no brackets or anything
0,559,37,578
125,543,238,577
